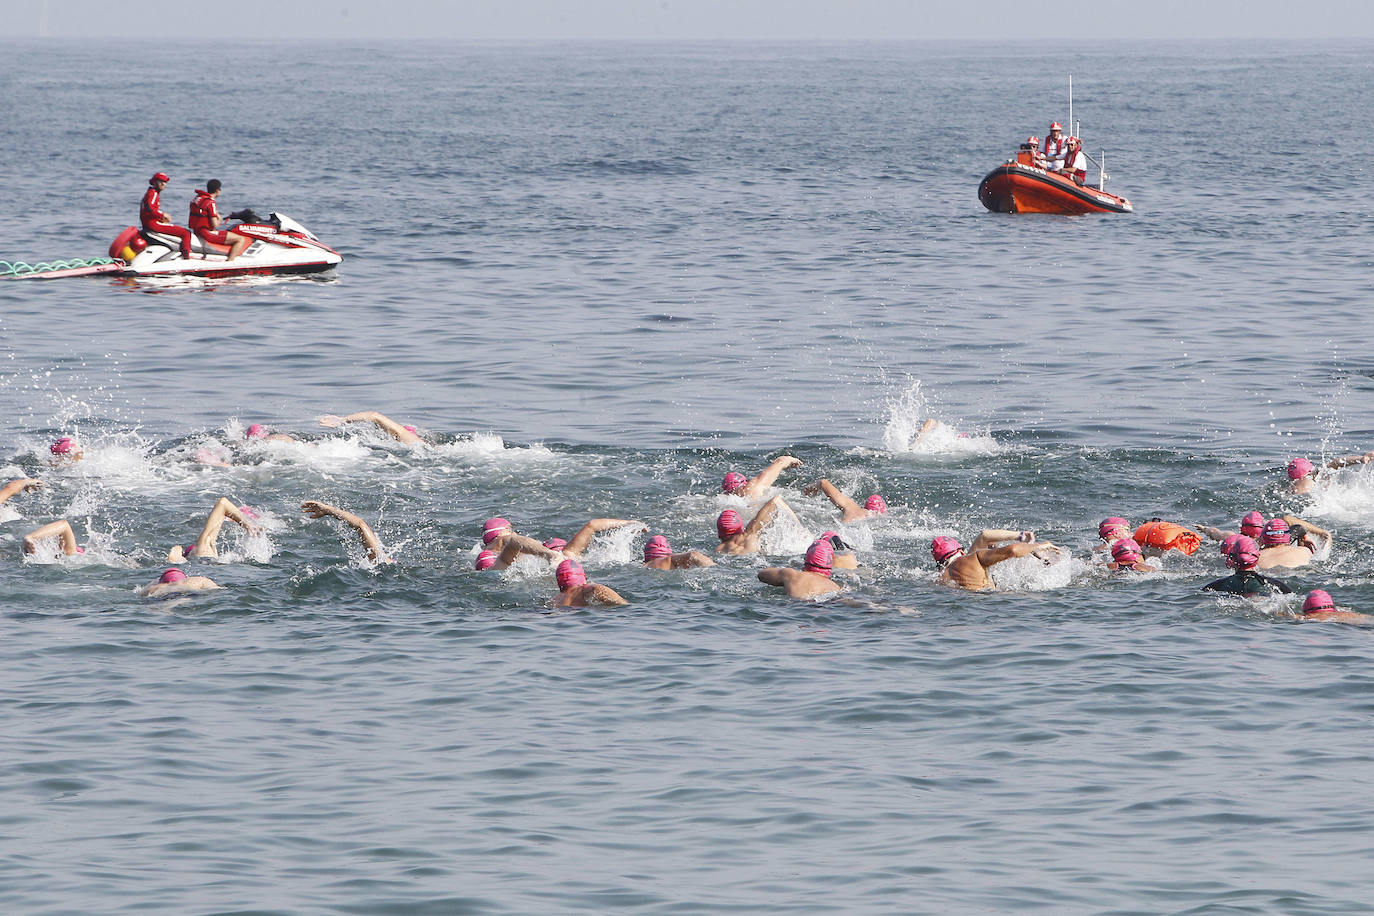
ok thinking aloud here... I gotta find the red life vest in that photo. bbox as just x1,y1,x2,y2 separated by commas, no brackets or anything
188,190,218,233
140,187,167,228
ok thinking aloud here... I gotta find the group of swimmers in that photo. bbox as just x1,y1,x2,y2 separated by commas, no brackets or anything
10,412,1374,621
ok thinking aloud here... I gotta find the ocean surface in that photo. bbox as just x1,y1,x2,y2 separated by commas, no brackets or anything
3,38,1374,913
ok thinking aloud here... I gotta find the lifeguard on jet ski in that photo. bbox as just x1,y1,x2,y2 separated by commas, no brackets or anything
978,80,1133,215
109,172,341,278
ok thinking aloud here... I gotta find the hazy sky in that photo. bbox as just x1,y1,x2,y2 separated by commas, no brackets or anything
8,0,1374,40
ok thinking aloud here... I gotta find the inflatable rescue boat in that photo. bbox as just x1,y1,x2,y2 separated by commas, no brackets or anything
978,145,1132,215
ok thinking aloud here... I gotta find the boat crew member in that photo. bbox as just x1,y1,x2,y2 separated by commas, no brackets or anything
188,179,252,261
140,172,195,260
1042,122,1069,172
1062,136,1088,184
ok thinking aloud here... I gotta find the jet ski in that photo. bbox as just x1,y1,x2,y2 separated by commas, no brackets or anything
109,210,342,277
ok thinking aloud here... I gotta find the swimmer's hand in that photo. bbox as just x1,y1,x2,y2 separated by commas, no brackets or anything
1031,544,1066,564
1019,530,1034,542
781,456,803,469
318,414,343,429
301,500,339,519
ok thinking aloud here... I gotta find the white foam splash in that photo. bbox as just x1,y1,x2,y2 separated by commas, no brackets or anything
988,550,1077,591
1304,464,1374,526
880,381,1000,456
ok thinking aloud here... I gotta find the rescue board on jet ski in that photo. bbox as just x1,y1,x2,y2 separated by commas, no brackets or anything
978,149,1132,215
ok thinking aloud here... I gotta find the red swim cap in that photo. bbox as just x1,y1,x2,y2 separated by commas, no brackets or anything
1288,458,1314,480
716,510,743,539
1098,517,1129,540
475,550,497,570
1219,533,1242,556
643,535,673,560
246,424,266,439
481,517,511,545
542,538,567,551
1110,538,1143,565
50,437,76,455
1227,535,1260,570
1240,511,1265,536
1261,518,1291,547
556,558,586,590
804,538,834,577
722,471,748,494
1303,589,1335,614
865,494,887,514
160,568,187,584
932,536,963,564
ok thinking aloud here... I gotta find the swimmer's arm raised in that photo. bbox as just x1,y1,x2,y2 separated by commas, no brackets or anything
0,478,42,506
1283,514,1331,548
745,455,802,495
911,418,940,445
320,411,421,445
1325,452,1374,470
302,500,391,564
498,532,561,565
23,519,79,555
801,478,863,516
674,550,716,568
563,518,645,558
745,495,797,536
970,528,1031,551
193,497,261,558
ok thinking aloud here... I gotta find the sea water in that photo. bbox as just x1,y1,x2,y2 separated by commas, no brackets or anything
2,39,1374,913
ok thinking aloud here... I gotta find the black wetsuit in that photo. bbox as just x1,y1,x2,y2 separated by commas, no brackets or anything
1201,570,1293,596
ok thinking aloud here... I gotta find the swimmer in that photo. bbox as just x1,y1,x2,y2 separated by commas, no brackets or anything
49,436,83,463
801,479,887,523
816,531,860,570
758,537,843,599
245,423,297,444
1297,589,1371,625
0,477,43,507
715,495,802,556
1106,538,1152,572
1094,517,1132,552
1201,535,1292,597
478,517,563,570
319,411,422,446
139,568,220,598
553,558,628,607
475,549,498,570
1256,515,1331,570
302,500,391,564
642,534,716,570
1199,510,1267,545
1287,452,1374,495
168,497,262,563
721,455,803,498
931,529,1063,591
22,519,82,556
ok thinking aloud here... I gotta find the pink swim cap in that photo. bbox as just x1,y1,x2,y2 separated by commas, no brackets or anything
722,471,748,494
643,535,673,560
475,550,497,570
1098,517,1130,540
1227,535,1260,570
1302,589,1335,614
716,510,743,539
245,424,266,439
1240,511,1265,536
543,538,567,551
1261,517,1291,547
864,494,887,514
1288,457,1314,480
803,538,834,576
932,536,963,564
50,437,76,455
556,558,586,590
1110,538,1143,565
239,504,259,520
160,568,187,584
403,425,418,434
481,517,511,545
1219,533,1242,556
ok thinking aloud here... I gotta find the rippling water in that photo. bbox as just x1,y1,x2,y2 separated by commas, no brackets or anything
3,38,1374,914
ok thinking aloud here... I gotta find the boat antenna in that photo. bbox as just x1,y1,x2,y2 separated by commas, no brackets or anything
1068,74,1073,141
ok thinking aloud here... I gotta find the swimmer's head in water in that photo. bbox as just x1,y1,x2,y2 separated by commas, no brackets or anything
1227,535,1260,570
1240,511,1265,537
804,538,834,577
865,495,887,514
716,510,744,539
931,536,963,565
1261,518,1291,546
722,471,748,494
818,531,851,552
1098,517,1130,540
481,517,511,544
1303,589,1335,614
474,550,497,570
403,425,417,434
1110,538,1143,566
1287,457,1314,480
50,437,77,456
556,558,586,590
542,538,567,551
160,568,187,584
1220,533,1242,556
245,424,266,439
643,535,673,560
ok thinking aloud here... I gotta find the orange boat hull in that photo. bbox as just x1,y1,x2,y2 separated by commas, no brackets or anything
978,163,1132,215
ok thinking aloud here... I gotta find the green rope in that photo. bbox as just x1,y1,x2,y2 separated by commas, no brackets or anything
0,256,119,278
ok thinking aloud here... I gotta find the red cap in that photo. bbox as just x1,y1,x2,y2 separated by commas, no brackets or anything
150,172,170,184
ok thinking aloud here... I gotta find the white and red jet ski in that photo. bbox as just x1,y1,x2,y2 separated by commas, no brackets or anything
109,210,341,278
